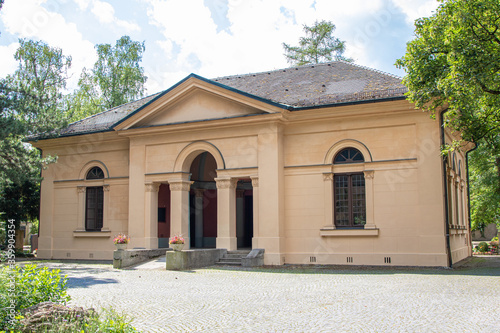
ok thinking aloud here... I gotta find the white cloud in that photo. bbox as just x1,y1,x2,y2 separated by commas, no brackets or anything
91,0,141,32
74,0,90,11
0,42,20,78
144,0,312,89
391,0,438,24
0,0,96,90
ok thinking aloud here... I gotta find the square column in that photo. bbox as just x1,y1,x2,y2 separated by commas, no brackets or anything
363,170,376,229
144,183,160,249
322,173,334,229
194,189,205,248
215,177,237,250
169,178,193,249
250,176,259,249
76,186,86,231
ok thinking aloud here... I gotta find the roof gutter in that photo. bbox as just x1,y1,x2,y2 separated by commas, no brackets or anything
440,109,453,268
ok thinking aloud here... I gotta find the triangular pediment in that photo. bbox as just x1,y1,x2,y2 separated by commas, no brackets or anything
113,75,286,131
133,88,267,128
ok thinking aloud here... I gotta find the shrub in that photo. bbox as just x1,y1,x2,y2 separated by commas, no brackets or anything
1,265,140,332
477,241,490,253
0,264,70,329
16,306,139,333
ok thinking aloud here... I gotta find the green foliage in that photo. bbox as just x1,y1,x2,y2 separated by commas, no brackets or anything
30,219,39,235
477,241,490,252
5,39,72,137
283,20,352,65
83,308,140,333
469,144,500,230
396,0,500,233
0,264,70,328
14,307,140,333
69,36,147,120
396,0,500,150
0,39,68,235
13,264,70,309
0,264,139,332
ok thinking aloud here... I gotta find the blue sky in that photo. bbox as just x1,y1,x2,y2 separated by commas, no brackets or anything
0,0,439,94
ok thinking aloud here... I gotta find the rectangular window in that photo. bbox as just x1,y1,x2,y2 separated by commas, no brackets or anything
158,207,166,223
86,186,103,231
334,173,366,228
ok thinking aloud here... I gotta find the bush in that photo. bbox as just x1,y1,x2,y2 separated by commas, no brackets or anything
1,264,140,332
0,264,70,329
477,241,490,253
16,305,139,332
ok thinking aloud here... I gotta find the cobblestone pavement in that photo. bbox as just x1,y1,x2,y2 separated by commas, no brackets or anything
40,256,500,333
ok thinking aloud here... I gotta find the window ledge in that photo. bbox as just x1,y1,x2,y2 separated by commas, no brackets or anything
73,230,111,238
320,228,379,237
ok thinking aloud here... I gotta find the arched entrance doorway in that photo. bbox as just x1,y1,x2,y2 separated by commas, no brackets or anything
189,152,218,248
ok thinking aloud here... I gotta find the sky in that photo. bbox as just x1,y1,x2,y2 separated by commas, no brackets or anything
0,0,439,95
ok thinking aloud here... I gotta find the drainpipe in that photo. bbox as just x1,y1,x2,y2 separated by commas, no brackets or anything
440,109,453,268
37,148,43,238
465,141,478,255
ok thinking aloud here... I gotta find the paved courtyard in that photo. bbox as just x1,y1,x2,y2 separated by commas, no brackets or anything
41,257,500,332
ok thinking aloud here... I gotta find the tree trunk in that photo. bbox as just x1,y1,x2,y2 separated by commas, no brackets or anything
15,229,24,250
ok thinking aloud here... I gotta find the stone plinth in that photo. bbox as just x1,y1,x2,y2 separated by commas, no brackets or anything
166,249,227,270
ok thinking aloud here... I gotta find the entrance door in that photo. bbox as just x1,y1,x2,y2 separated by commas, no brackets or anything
236,179,253,249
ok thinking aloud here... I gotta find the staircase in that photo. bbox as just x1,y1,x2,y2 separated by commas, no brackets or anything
216,250,251,266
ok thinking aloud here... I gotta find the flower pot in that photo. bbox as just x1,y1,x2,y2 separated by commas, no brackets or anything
171,243,184,251
115,243,127,251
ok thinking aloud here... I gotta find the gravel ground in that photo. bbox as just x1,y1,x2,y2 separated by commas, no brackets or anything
29,256,500,333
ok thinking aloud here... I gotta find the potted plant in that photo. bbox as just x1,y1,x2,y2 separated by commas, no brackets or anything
169,235,185,251
113,234,130,250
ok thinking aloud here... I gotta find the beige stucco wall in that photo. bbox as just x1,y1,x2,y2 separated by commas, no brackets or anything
33,88,472,266
283,102,450,266
37,133,130,260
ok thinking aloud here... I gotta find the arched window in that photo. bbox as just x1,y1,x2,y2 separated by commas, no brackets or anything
333,148,366,228
334,148,365,164
86,166,105,180
85,167,104,231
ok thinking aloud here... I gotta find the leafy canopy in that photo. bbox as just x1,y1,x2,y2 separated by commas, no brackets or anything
396,0,500,152
283,20,352,65
469,144,500,231
0,39,70,228
396,0,500,229
69,36,147,120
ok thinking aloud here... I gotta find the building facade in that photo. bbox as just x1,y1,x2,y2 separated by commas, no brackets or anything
32,62,473,266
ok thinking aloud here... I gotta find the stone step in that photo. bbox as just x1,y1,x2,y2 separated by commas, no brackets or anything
215,260,242,266
215,250,251,266
226,250,251,255
224,254,247,259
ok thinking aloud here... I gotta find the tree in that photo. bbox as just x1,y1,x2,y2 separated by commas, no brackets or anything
283,20,352,65
469,144,500,232
69,36,147,120
396,0,500,228
0,39,70,241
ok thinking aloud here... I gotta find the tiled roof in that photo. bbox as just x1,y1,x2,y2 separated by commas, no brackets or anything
46,61,407,138
212,61,407,108
57,93,161,137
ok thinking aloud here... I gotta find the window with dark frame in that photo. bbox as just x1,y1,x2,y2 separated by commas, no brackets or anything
334,148,366,228
85,167,104,231
158,207,166,223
